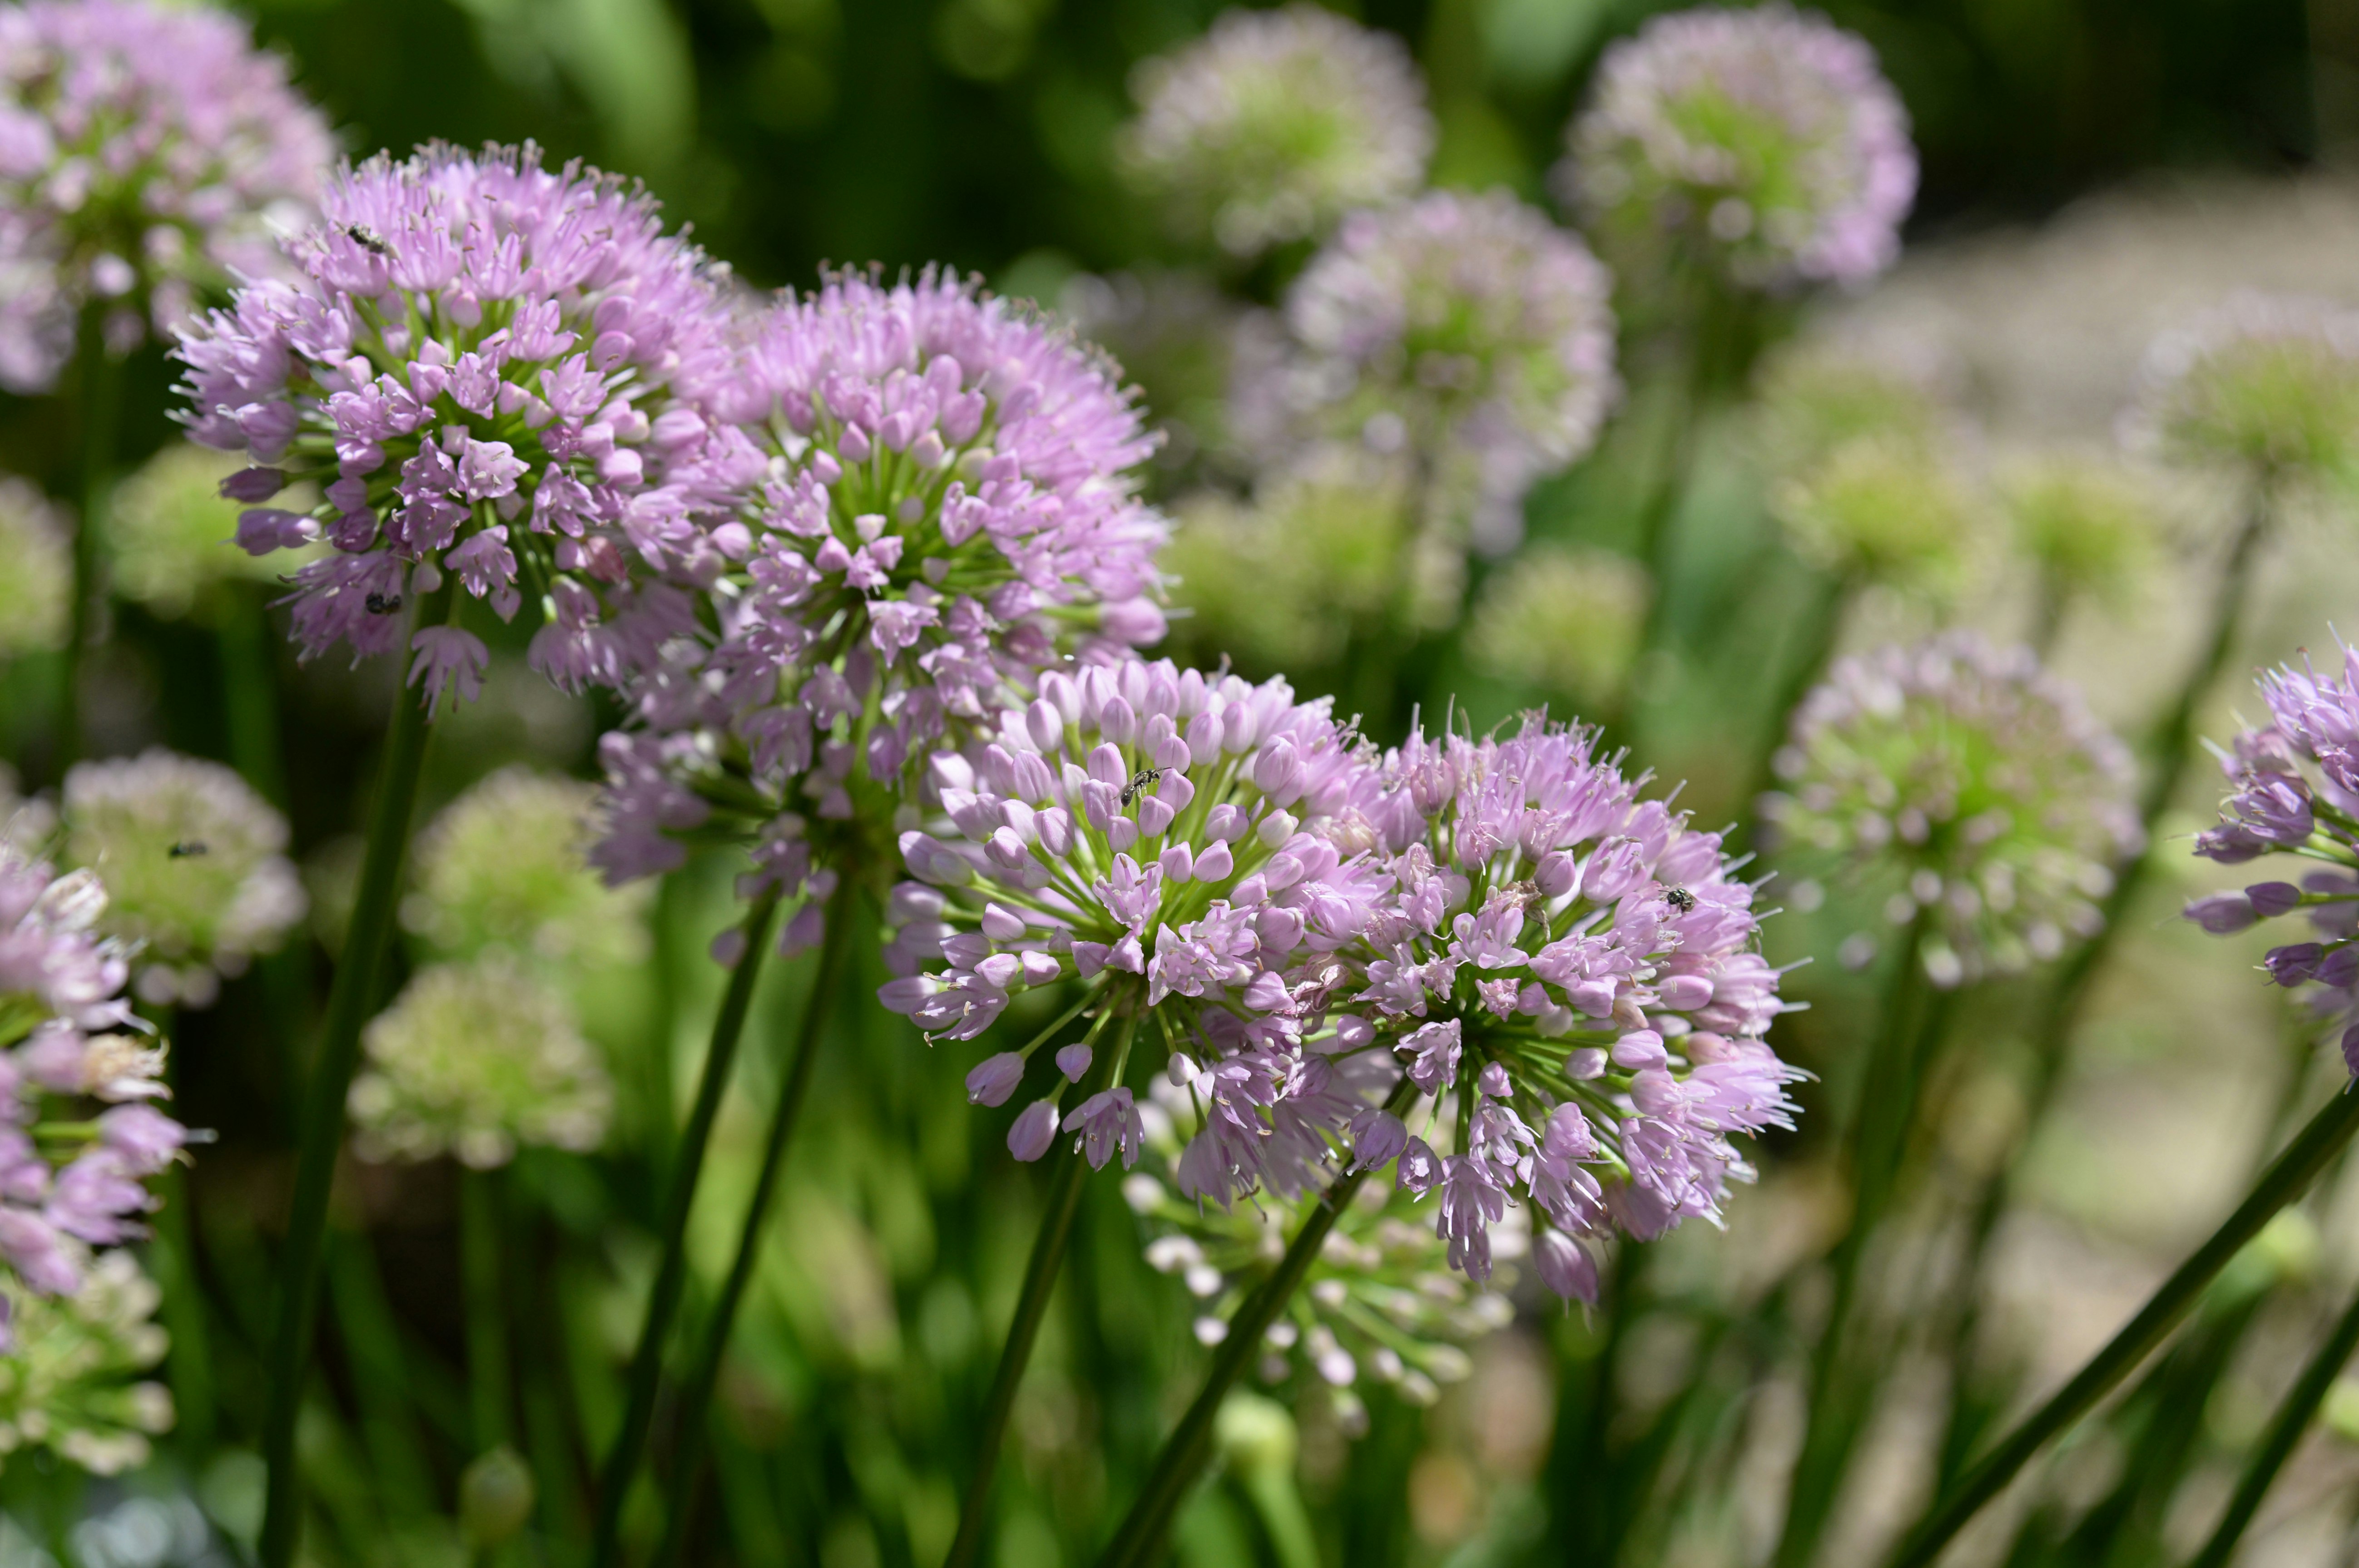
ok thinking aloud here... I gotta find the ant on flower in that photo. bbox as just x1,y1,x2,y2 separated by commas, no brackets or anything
1121,767,1163,807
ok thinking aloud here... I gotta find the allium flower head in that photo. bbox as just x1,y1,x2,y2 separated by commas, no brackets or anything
1749,341,1948,478
1127,1104,1508,1432
349,953,613,1168
1275,190,1620,550
1998,453,2162,613
0,845,186,1309
406,767,648,969
1764,634,2141,984
0,1250,171,1475
105,443,316,620
880,657,1391,1195
1556,3,1915,292
1165,444,1457,675
60,749,304,1008
1305,716,1800,1290
174,141,758,708
2126,292,2359,491
1117,5,1434,259
0,0,332,391
1464,544,1651,711
594,268,1167,908
0,476,70,658
2183,646,2359,1070
1768,435,1976,591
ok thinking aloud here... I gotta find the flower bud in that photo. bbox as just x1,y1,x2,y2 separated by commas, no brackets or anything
966,1053,1025,1107
1008,1099,1060,1162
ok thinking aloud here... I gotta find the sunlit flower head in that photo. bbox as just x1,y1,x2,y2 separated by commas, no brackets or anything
2125,291,2359,492
1271,190,1620,551
1117,5,1433,259
1126,1110,1510,1434
0,1250,173,1476
0,845,186,1312
105,443,316,620
879,658,1389,1195
0,0,333,391
1764,633,2142,985
60,748,304,1009
593,268,1169,920
349,952,613,1169
407,766,648,970
1464,544,1651,711
174,141,759,711
0,476,70,658
1308,716,1800,1291
1556,3,1915,292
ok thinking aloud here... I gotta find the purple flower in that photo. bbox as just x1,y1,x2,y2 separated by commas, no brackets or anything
1063,1087,1144,1171
174,143,758,707
881,658,1391,1197
2189,644,2359,1073
966,1051,1024,1107
1556,3,1916,292
1255,190,1620,554
0,846,186,1297
0,0,334,392
1116,5,1433,258
1307,714,1803,1283
1533,1227,1599,1304
1008,1098,1059,1162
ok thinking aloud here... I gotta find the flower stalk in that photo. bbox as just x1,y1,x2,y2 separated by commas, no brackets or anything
259,575,455,1568
461,1165,510,1453
652,878,858,1568
586,886,782,1568
1096,1078,1418,1568
62,307,120,769
1893,1080,2359,1568
945,1009,1140,1568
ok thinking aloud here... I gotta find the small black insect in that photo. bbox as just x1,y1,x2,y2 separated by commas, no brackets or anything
363,592,403,615
1120,767,1164,808
168,841,208,859
341,222,392,257
1662,885,1698,913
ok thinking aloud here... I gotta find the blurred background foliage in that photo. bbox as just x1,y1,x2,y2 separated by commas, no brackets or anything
8,1,2359,1568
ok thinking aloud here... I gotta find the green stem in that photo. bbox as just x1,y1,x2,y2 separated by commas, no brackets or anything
220,587,290,810
652,880,857,1568
258,577,454,1568
1096,1079,1420,1568
945,1009,1140,1568
1774,914,1939,1568
586,889,782,1568
143,1003,215,1457
1740,569,1849,848
1891,1083,2359,1568
2186,1274,2359,1568
62,306,121,770
461,1165,510,1453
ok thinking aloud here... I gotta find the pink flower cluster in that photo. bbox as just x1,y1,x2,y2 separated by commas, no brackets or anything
175,142,759,710
0,0,332,391
0,848,187,1331
882,682,1803,1299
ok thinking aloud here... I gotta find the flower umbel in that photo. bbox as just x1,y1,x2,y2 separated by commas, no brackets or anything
407,766,648,970
880,657,1385,1193
1263,190,1620,552
1764,634,2142,984
0,0,332,391
1310,716,1802,1290
60,748,305,1008
0,1250,173,1476
1556,3,1915,292
348,952,613,1169
2125,291,2359,493
173,141,757,701
0,846,185,1309
0,476,70,658
1117,5,1434,259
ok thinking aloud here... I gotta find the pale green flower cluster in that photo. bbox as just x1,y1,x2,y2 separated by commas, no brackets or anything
106,443,318,621
61,749,305,1009
0,477,71,660
1125,1088,1509,1436
2129,292,2359,491
0,1251,173,1477
1997,453,2163,614
1465,544,1651,709
405,767,650,970
349,953,614,1170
